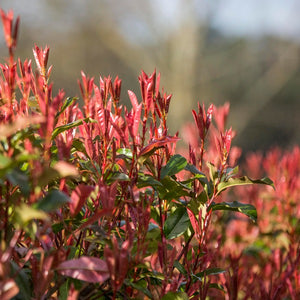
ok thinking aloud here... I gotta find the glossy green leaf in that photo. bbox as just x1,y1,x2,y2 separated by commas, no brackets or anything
217,176,274,195
158,177,191,201
52,117,96,139
210,201,257,222
34,190,71,212
162,291,189,300
137,174,163,189
185,163,211,195
160,154,187,179
55,97,77,119
164,206,190,239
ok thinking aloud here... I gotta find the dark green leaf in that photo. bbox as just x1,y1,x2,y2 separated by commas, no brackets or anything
197,267,226,277
137,174,163,189
184,163,211,195
34,190,70,212
158,177,190,201
174,260,187,275
164,207,190,239
162,291,189,300
210,201,257,222
209,283,225,292
161,154,187,179
217,176,274,195
6,169,30,196
10,261,32,300
125,279,153,298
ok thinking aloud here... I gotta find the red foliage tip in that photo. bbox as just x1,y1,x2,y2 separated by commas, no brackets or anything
0,9,20,50
33,44,50,78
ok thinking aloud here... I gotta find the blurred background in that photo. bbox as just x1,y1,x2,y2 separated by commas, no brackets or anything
1,0,299,155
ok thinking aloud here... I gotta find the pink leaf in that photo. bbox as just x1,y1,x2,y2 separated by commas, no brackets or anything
70,185,94,217
57,256,110,283
139,135,180,157
127,90,139,109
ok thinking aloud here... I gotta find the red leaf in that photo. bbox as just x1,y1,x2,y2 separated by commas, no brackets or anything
57,256,110,283
127,90,139,109
187,208,200,239
70,185,94,217
139,135,180,157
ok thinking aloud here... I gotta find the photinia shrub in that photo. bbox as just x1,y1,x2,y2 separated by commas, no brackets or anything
0,8,298,300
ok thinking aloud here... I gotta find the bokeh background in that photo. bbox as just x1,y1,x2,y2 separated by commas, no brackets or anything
1,0,299,155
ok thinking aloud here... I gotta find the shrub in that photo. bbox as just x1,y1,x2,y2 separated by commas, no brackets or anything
0,8,298,300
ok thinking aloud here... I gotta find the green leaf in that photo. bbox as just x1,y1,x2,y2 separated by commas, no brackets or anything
6,169,30,196
174,260,187,275
13,204,49,226
109,172,130,182
137,174,163,189
125,279,153,298
55,97,77,119
164,206,190,239
161,154,187,179
209,283,225,292
158,177,191,201
217,176,274,195
0,154,12,168
34,190,70,212
162,291,189,300
184,163,211,195
52,117,96,139
210,201,257,222
197,267,226,277
116,148,133,159
10,261,32,300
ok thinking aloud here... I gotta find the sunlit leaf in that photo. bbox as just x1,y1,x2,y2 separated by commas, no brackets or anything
0,154,12,169
210,201,257,222
52,161,79,178
217,176,274,195
139,135,180,157
13,204,49,226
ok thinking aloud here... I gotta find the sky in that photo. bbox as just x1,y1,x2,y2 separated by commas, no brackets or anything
0,0,299,43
